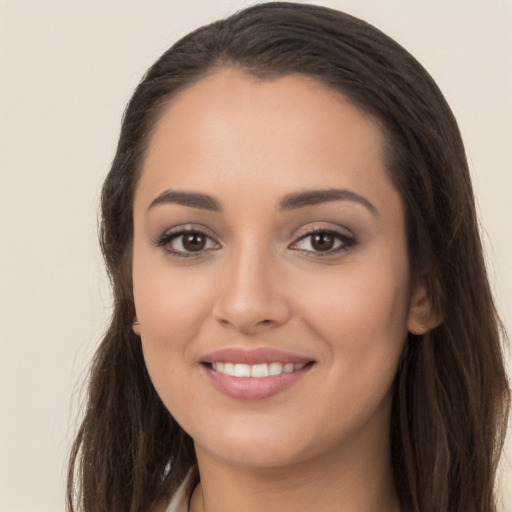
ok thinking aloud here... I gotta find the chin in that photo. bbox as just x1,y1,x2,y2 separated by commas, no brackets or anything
200,440,308,469
190,415,332,470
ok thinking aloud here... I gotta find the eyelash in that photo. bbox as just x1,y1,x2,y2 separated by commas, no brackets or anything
155,228,220,258
155,227,356,258
291,228,356,257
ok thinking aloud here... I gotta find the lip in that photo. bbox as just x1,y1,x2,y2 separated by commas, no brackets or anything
201,347,312,365
200,347,314,401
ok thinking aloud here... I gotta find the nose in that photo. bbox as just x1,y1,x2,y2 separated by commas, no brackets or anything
212,243,292,334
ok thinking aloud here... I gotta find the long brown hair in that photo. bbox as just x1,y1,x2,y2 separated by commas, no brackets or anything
67,3,510,511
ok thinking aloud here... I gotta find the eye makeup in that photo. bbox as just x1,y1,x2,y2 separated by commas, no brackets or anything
153,224,357,260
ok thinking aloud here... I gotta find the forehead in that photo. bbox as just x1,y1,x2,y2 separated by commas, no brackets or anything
136,67,394,211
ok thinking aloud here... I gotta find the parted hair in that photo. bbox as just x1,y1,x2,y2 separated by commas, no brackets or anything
67,3,510,511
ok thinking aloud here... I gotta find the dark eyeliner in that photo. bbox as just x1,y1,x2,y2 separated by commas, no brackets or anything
293,228,357,257
154,227,217,258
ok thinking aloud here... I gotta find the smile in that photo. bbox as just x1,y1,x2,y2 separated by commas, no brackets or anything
201,347,314,400
210,362,306,378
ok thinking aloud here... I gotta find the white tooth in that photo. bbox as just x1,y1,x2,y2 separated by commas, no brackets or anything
268,362,283,376
251,363,269,378
224,363,236,376
215,361,303,377
234,363,251,377
213,362,224,373
283,363,294,373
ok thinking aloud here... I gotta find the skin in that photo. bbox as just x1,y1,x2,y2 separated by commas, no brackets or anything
132,68,436,512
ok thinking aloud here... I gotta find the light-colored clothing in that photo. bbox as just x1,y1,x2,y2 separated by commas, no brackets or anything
164,473,193,512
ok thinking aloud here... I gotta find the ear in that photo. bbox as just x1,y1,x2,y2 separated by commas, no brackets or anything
407,281,443,335
132,317,141,336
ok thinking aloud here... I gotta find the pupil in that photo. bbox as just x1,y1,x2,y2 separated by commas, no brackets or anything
183,233,206,251
312,232,334,251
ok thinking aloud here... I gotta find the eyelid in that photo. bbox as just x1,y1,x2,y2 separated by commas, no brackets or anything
155,225,221,257
289,226,357,256
153,224,356,258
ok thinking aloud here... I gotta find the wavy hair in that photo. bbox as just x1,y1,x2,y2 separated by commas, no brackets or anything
67,3,510,511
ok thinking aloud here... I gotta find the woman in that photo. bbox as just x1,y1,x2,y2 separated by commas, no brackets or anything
67,3,510,511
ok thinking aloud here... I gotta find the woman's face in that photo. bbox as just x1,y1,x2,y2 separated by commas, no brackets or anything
132,68,425,469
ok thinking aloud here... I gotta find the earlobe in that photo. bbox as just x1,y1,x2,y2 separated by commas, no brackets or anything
132,318,141,336
407,282,443,335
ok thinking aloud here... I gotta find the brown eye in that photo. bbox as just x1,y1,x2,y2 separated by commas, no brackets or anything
182,232,207,251
157,229,220,256
311,232,335,251
290,229,356,256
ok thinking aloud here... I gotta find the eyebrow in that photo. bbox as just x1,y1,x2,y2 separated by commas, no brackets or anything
279,188,378,216
146,187,378,216
147,190,222,212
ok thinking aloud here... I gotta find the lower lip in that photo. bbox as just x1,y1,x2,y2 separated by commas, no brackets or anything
203,364,312,401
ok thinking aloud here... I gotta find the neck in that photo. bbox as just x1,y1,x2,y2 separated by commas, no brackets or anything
189,427,400,512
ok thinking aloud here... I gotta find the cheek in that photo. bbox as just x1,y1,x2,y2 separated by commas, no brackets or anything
295,256,410,385
133,250,214,345
132,249,216,404
290,264,409,443
334,273,408,340
134,275,212,432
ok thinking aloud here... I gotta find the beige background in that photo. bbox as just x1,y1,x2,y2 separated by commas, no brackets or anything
1,1,511,511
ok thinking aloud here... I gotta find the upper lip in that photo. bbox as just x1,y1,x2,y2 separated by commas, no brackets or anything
201,347,313,365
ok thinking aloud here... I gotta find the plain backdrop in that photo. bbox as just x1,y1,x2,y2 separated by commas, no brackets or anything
1,1,511,511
